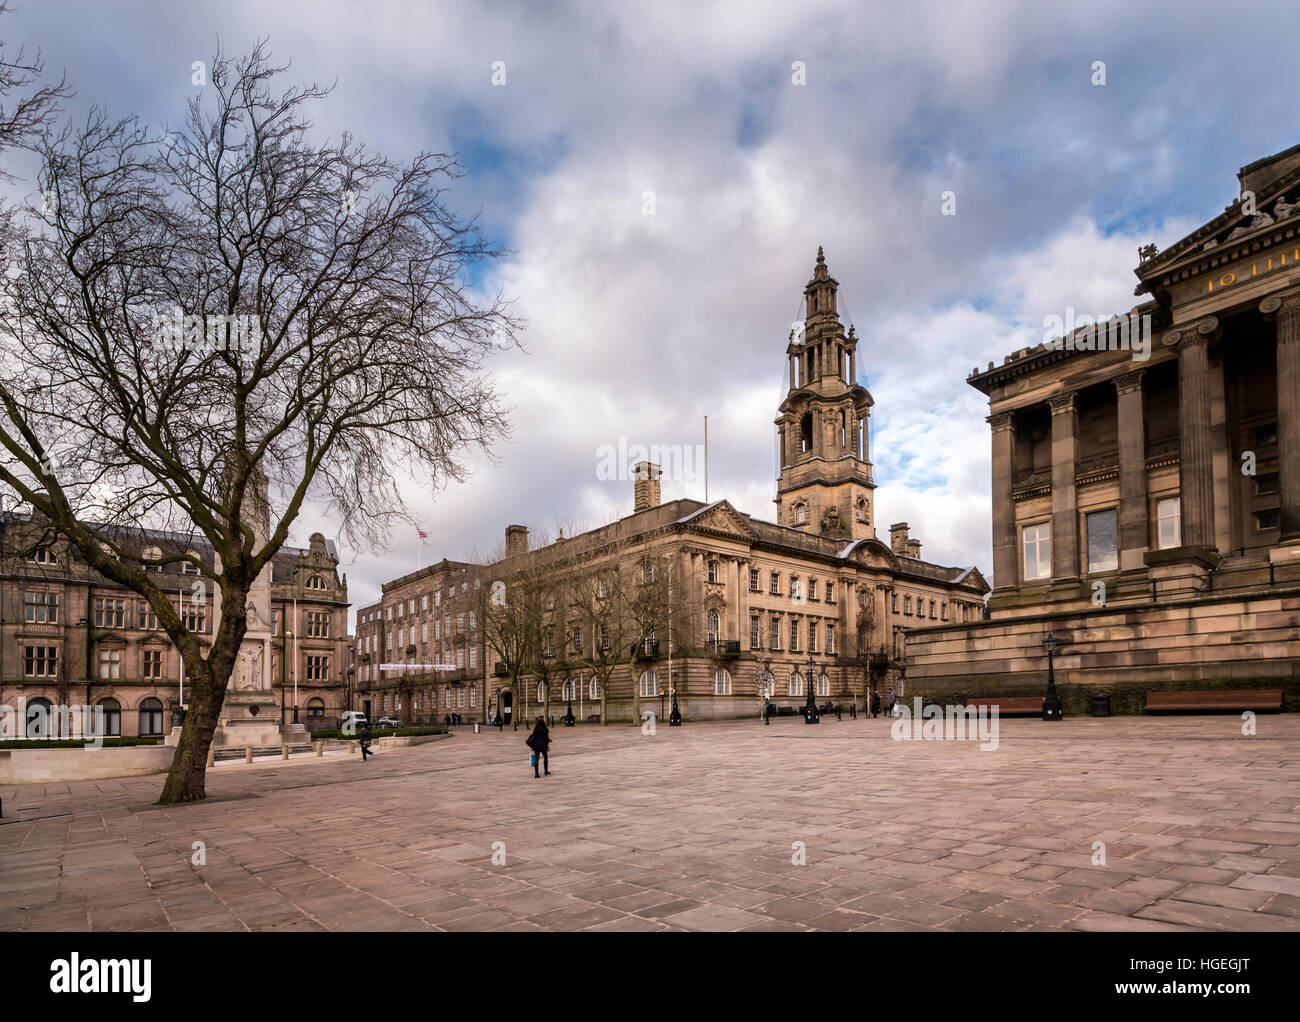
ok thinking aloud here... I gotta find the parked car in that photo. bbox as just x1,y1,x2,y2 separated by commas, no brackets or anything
376,716,403,729
341,711,368,734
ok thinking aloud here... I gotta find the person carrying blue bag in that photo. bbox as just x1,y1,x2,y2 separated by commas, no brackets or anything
525,716,551,778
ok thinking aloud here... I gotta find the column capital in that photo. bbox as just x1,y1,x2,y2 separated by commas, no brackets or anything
1260,287,1300,321
986,411,1013,430
1163,315,1220,350
1114,368,1145,394
1048,391,1076,413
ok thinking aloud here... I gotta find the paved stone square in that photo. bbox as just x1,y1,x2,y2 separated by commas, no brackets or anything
2,714,1299,931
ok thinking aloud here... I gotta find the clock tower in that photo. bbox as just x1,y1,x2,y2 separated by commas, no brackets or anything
774,248,876,541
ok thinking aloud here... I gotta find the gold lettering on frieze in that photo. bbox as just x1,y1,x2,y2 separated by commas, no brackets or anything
1206,249,1298,293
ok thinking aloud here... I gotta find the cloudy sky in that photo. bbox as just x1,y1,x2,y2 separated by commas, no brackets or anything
10,0,1298,624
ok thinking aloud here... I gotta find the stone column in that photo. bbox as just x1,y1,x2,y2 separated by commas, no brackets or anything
1114,370,1148,570
1268,292,1300,544
1175,321,1218,549
789,353,796,390
1049,392,1079,580
988,412,1017,590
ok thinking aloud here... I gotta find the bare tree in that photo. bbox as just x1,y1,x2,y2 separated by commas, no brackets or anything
566,557,634,725
624,545,696,725
0,45,519,802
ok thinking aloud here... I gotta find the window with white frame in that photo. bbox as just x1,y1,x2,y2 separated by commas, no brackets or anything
825,581,834,603
770,615,782,650
808,621,818,653
817,673,829,697
790,619,800,651
749,567,760,591
24,591,58,623
639,670,658,698
562,677,575,701
706,609,720,643
589,677,600,701
794,503,809,525
714,668,731,695
98,648,122,679
826,623,836,654
1023,522,1051,581
788,671,803,697
750,614,760,649
1157,497,1181,549
707,560,720,583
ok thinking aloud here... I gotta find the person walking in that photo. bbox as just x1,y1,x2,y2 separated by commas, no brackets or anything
359,724,373,761
526,716,551,778
870,689,881,718
886,688,896,718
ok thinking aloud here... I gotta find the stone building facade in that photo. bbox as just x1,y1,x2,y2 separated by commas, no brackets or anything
352,559,486,723
906,143,1300,709
352,252,988,722
0,516,350,737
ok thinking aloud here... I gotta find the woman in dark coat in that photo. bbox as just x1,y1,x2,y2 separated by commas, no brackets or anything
527,716,551,778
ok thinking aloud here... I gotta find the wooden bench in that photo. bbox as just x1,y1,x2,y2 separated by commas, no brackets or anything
965,696,1042,716
1146,690,1282,713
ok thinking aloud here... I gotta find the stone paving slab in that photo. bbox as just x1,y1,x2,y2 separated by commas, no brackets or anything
1,715,1299,931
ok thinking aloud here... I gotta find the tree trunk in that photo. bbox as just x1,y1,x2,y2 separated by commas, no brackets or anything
157,668,223,803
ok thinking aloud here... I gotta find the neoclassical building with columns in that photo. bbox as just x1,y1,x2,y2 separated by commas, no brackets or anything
907,142,1300,708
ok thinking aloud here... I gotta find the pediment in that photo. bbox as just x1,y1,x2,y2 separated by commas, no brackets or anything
679,501,758,541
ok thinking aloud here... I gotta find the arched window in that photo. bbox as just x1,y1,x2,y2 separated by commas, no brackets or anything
25,697,53,739
856,498,869,524
817,673,830,697
589,678,600,701
138,697,164,736
788,672,803,697
714,668,732,695
794,503,809,526
98,698,122,737
141,546,164,572
537,681,547,703
800,413,813,452
306,574,327,590
306,698,325,719
561,678,575,701
182,551,202,574
639,670,658,698
706,609,720,643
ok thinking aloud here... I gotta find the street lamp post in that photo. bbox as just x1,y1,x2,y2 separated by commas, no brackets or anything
664,553,682,726
804,655,819,724
659,686,665,723
670,670,681,726
1042,633,1065,721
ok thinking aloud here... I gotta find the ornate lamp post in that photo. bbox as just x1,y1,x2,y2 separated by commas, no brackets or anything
1042,633,1065,721
670,669,681,726
803,654,819,724
758,662,773,725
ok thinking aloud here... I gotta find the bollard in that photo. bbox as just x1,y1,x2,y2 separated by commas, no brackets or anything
315,741,323,757
244,746,253,764
474,722,480,734
349,740,357,754
206,746,215,767
281,744,289,760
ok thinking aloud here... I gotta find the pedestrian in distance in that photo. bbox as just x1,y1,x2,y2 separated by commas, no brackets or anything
359,724,373,761
870,689,881,718
886,688,896,718
526,715,551,778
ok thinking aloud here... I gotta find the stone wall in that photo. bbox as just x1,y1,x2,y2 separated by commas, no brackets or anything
905,586,1300,712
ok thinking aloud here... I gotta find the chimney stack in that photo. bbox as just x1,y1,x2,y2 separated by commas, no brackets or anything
889,522,910,555
505,524,528,559
633,461,662,511
906,538,922,559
